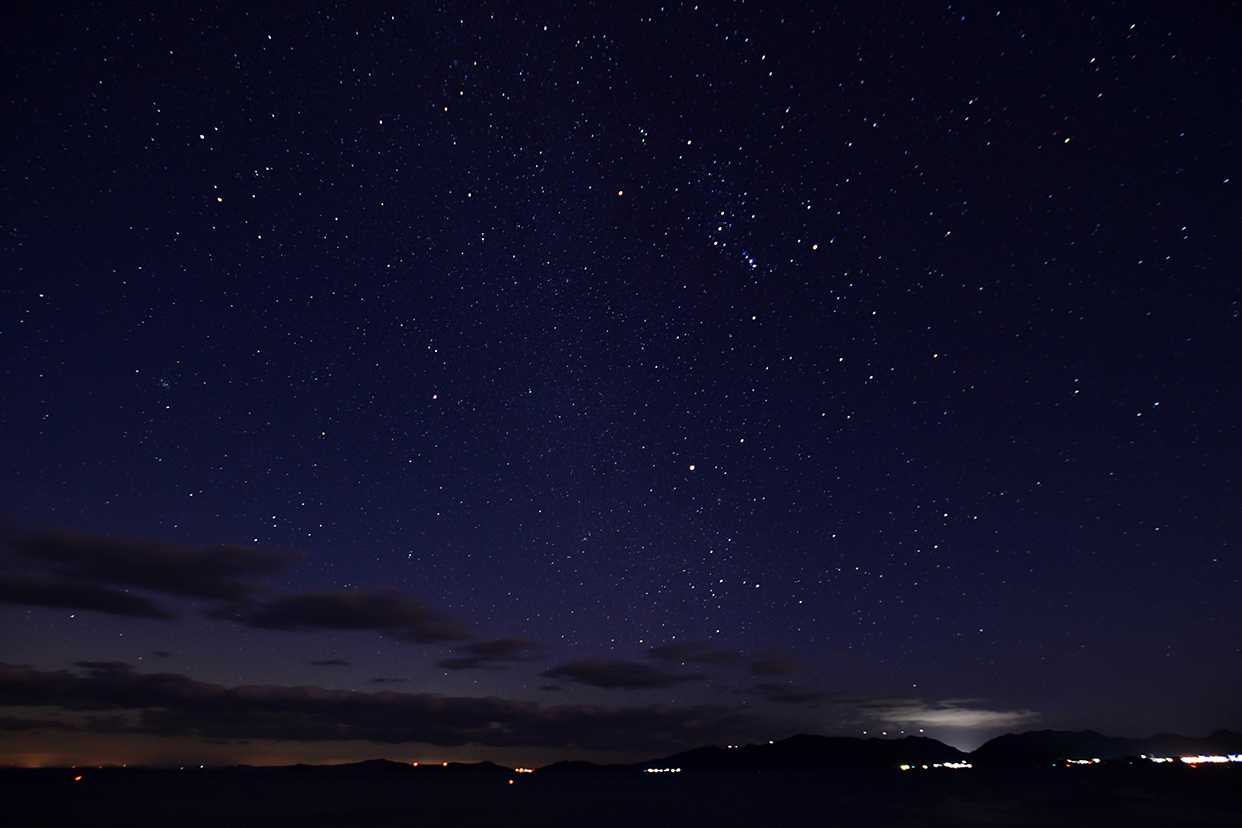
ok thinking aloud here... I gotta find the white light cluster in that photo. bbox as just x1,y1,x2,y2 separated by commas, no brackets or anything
644,767,681,773
1065,758,1100,765
1179,754,1242,764
899,762,973,770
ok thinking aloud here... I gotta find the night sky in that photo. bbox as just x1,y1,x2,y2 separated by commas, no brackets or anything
2,1,1240,766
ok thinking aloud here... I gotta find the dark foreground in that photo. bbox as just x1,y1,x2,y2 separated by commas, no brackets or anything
4,764,1238,827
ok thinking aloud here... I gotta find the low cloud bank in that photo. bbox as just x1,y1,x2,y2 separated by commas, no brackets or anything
0,662,752,752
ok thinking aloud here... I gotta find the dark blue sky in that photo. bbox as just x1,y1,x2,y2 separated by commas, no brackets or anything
1,1,1239,765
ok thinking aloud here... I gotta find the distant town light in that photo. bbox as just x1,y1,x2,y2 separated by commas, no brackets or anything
1180,754,1242,764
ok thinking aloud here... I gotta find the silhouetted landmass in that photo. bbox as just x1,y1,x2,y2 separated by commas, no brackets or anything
533,733,969,773
648,733,969,771
972,729,1242,766
4,762,1239,827
276,758,511,775
5,729,1242,827
537,759,636,773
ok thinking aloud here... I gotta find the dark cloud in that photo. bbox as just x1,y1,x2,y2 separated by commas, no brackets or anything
647,641,745,667
72,661,134,673
438,638,547,670
221,589,470,642
747,651,801,676
1,525,290,602
744,683,850,707
0,574,177,620
0,525,476,645
542,659,704,690
310,659,349,667
152,651,171,658
366,677,407,684
0,662,755,752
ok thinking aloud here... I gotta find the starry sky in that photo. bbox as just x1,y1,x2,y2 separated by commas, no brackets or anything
2,1,1240,766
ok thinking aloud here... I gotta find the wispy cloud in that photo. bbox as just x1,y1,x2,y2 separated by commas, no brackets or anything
746,650,801,676
438,638,547,671
646,642,800,677
220,590,471,642
542,659,704,690
742,683,875,707
647,641,745,667
0,575,177,620
1,524,290,603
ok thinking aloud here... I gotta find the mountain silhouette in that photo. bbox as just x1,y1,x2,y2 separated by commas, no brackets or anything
972,729,1242,765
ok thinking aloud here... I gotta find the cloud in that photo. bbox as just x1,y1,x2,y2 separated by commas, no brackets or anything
438,638,547,671
0,574,177,620
542,659,704,690
647,641,745,667
743,683,1039,731
873,700,1041,730
743,683,882,707
310,659,349,667
366,677,407,684
0,524,478,648
72,661,134,673
1,524,290,602
646,643,798,676
219,589,470,642
0,662,754,752
746,650,801,676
